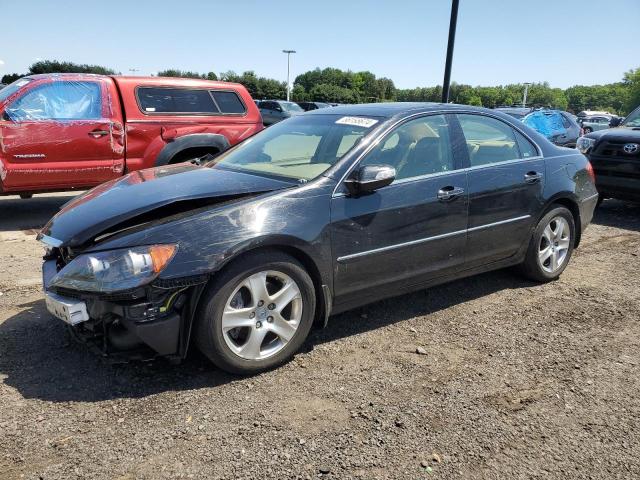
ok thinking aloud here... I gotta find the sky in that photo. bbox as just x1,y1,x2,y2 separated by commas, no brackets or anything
1,0,639,89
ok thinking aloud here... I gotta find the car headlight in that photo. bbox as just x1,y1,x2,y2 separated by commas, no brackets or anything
576,136,595,154
50,244,177,293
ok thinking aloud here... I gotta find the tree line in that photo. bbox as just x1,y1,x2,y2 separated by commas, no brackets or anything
3,60,639,115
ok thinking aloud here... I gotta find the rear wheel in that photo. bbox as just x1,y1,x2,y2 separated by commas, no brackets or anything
519,206,575,282
195,251,316,374
19,193,33,199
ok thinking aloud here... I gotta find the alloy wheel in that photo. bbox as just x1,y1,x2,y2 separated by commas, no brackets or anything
538,216,571,274
221,270,303,360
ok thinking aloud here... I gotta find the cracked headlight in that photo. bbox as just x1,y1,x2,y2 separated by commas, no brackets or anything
50,245,177,293
576,136,595,154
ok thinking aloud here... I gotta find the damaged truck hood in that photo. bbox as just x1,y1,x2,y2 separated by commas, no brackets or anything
39,163,294,247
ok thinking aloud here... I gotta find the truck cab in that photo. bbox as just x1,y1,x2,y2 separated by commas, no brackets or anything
0,74,262,197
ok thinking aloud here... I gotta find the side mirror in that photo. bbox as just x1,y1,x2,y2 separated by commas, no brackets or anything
609,117,622,128
344,164,396,196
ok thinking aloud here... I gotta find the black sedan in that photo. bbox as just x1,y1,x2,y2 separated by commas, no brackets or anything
38,103,599,374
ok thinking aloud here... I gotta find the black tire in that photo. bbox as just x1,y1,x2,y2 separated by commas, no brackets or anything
194,250,316,375
19,193,33,199
519,206,576,282
596,195,605,208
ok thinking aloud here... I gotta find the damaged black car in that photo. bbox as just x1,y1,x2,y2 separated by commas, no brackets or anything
39,104,599,374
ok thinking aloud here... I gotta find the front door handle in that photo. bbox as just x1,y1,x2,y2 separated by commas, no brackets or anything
437,186,465,201
524,171,542,184
88,129,109,138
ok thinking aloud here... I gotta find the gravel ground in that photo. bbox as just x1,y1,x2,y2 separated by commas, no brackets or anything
0,194,639,480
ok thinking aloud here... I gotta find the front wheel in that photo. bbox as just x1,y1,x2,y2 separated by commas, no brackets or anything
519,206,575,282
195,251,316,374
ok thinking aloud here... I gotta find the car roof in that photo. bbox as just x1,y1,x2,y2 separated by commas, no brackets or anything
304,102,495,119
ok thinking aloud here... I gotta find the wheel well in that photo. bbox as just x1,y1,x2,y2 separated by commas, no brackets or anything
549,198,582,247
210,245,328,326
169,147,220,164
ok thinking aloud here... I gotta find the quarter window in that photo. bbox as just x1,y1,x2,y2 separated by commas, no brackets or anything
514,130,538,158
457,114,522,166
211,90,246,114
360,115,454,181
137,87,218,114
5,81,102,121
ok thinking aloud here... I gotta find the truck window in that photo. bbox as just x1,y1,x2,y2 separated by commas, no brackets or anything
5,81,102,121
211,90,246,114
136,87,219,114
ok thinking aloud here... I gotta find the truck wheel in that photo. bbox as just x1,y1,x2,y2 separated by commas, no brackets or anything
195,251,316,375
19,194,33,199
518,206,575,283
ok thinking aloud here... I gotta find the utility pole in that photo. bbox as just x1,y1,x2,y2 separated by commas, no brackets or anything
522,82,531,107
282,50,296,101
441,0,459,103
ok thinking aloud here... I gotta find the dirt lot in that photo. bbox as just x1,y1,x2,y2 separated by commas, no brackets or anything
0,193,639,480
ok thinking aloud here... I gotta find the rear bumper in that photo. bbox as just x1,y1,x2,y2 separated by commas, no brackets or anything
579,192,599,233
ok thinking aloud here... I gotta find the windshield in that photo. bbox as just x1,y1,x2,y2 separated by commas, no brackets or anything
623,106,640,127
0,78,32,103
210,114,381,181
281,102,304,113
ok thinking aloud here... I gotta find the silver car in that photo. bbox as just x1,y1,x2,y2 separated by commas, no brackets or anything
580,115,613,134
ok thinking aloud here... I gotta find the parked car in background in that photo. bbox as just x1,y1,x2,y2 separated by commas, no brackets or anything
579,115,614,133
523,110,582,147
296,101,331,111
0,74,262,198
577,110,614,118
577,104,640,203
258,100,304,125
39,103,598,374
493,106,533,120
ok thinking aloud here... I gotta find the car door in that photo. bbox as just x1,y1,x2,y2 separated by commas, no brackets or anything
455,113,544,268
331,114,468,303
0,78,122,190
259,101,275,125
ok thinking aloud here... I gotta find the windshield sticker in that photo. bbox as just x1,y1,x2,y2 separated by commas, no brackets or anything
335,116,378,128
145,107,156,112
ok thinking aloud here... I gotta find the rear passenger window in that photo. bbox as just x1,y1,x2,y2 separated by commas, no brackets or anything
457,114,521,166
514,130,538,158
211,90,246,114
137,87,219,114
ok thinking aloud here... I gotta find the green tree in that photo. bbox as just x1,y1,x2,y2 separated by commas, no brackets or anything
157,69,217,80
1,73,24,84
28,60,116,75
623,67,640,113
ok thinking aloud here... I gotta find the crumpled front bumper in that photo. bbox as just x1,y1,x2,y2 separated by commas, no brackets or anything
42,258,206,362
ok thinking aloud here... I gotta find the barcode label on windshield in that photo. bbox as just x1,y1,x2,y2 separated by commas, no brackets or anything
335,116,378,128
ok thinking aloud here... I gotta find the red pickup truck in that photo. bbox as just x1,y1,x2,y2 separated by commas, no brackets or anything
0,74,263,198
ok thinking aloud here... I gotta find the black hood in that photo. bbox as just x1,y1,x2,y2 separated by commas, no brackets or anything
586,126,640,142
39,164,294,247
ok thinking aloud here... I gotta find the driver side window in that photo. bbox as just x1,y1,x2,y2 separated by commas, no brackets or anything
360,115,454,182
6,81,102,122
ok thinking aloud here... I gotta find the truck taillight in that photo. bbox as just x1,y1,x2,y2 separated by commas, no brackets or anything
586,161,596,183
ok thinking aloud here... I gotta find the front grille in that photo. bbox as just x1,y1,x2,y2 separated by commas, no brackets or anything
594,141,640,159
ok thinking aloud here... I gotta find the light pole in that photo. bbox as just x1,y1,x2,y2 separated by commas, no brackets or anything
441,0,459,103
282,50,296,101
522,82,531,108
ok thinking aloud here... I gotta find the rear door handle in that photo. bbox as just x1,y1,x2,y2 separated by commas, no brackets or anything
437,186,465,201
524,171,542,184
88,129,109,138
